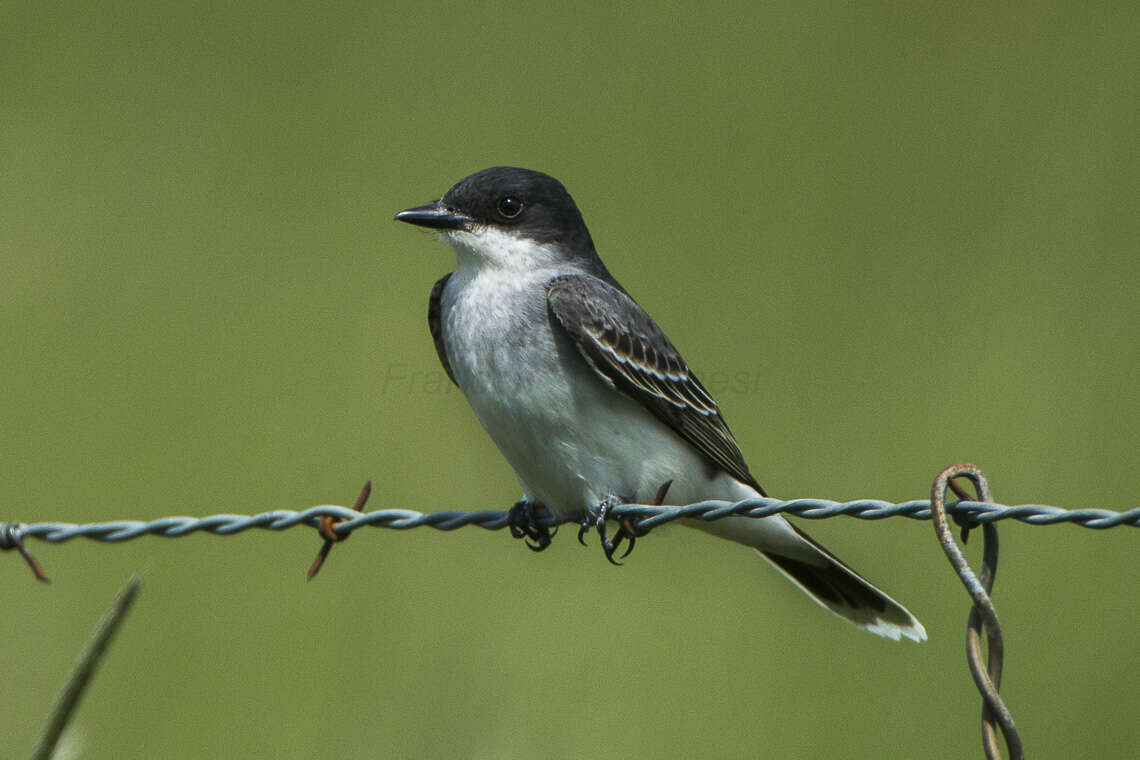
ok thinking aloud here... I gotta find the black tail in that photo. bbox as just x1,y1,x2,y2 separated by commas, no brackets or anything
758,524,925,641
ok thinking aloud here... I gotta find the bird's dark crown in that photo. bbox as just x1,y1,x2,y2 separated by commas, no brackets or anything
441,167,595,249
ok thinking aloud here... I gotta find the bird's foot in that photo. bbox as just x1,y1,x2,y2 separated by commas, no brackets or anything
508,499,553,552
606,479,672,561
578,499,622,565
579,481,672,565
608,514,650,561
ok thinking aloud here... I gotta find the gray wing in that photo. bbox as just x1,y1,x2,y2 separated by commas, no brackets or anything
547,273,764,494
428,273,457,386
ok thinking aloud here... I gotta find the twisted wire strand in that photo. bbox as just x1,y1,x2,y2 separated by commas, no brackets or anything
930,464,1023,760
8,497,1140,545
7,477,1133,760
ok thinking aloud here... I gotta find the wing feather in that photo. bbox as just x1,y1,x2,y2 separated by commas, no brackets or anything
428,273,458,386
547,274,764,494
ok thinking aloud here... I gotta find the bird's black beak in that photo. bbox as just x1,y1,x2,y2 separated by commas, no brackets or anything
394,201,471,231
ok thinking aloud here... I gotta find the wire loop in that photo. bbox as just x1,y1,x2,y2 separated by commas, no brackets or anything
10,466,1140,758
930,463,1023,760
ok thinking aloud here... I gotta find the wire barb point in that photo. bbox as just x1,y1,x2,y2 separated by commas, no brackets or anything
307,480,371,581
1,521,50,583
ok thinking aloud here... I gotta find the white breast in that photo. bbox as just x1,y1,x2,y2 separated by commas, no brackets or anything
440,261,744,518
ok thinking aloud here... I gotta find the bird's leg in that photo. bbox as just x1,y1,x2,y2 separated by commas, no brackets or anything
610,479,672,559
580,480,675,565
578,497,623,566
507,499,553,552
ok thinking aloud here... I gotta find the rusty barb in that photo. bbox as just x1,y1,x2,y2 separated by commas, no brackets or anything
930,463,1024,760
0,521,50,583
7,463,1138,758
307,480,372,580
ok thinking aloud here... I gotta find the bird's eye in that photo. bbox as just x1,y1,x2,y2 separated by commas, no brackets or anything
497,196,524,218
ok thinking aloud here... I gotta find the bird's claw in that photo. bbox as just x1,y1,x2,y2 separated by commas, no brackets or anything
508,500,553,552
578,501,622,564
579,480,672,565
578,501,652,566
610,516,650,559
602,479,670,561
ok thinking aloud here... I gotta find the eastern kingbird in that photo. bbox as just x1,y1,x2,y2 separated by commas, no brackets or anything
395,167,925,642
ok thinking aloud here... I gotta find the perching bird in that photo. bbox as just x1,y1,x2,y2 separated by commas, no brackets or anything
395,167,924,642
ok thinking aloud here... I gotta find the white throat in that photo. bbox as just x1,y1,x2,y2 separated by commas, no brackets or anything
443,225,565,276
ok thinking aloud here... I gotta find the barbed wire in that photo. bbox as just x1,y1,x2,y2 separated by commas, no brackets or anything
7,470,1136,759
4,498,1138,551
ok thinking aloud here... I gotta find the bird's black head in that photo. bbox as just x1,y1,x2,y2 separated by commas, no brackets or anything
395,167,596,252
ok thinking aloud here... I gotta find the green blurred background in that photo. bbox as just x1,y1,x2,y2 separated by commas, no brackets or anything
4,1,1138,758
